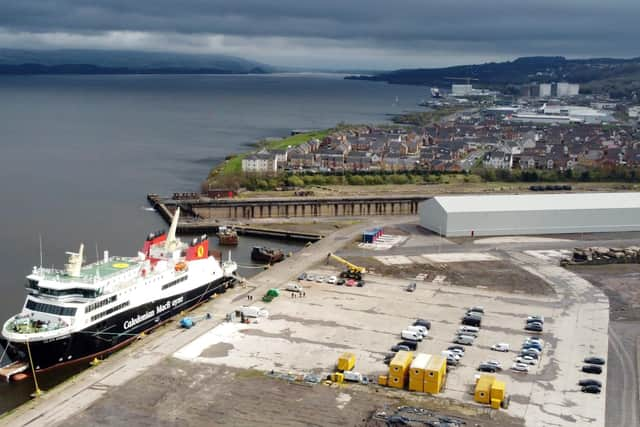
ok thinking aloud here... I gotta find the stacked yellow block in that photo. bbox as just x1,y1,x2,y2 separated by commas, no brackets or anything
408,353,431,392
423,355,447,394
388,350,414,389
474,374,506,408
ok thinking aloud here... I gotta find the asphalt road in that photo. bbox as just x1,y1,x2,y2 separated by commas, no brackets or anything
607,321,640,427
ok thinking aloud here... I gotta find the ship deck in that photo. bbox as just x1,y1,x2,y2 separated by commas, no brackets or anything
40,257,141,283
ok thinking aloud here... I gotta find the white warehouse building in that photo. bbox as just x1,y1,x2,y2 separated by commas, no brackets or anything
419,193,640,237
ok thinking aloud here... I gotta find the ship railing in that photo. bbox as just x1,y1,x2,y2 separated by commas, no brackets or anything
3,317,73,340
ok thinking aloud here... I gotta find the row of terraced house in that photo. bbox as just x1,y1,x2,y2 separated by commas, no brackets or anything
241,120,640,174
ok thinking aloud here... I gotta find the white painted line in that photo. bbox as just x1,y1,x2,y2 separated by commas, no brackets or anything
422,252,499,263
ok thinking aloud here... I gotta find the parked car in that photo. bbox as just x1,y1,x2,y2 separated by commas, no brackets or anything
445,356,459,366
582,364,602,374
522,341,543,350
491,343,510,352
581,385,602,394
459,325,480,334
462,316,481,327
515,356,537,366
448,348,465,357
406,282,417,292
345,279,356,287
584,357,605,365
447,345,465,353
520,351,540,360
456,330,478,338
578,379,602,387
297,272,307,281
315,275,325,283
383,353,395,365
407,325,428,337
525,323,543,332
520,347,541,355
527,315,544,324
525,336,543,344
398,340,418,350
306,274,315,281
478,363,498,373
454,335,475,346
483,360,502,370
401,330,423,342
327,276,337,284
414,319,431,330
390,344,410,352
469,306,485,314
336,278,345,286
442,350,462,360
356,280,365,287
511,363,530,373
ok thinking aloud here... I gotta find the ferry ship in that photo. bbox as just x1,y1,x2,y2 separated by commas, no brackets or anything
0,208,237,373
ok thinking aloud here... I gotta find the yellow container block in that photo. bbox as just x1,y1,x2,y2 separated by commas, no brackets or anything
423,355,446,394
387,373,406,389
330,372,344,383
389,350,414,376
408,376,424,392
337,352,356,371
491,380,506,401
409,353,430,382
491,398,501,409
378,375,388,386
474,375,495,404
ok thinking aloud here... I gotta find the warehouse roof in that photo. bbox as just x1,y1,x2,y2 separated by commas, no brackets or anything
434,192,640,213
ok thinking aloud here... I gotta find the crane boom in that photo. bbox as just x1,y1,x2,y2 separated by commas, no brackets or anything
327,253,366,273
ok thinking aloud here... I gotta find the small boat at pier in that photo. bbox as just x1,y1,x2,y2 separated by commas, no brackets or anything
251,246,284,264
217,226,238,246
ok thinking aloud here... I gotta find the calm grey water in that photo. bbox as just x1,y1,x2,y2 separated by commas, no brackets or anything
0,73,424,413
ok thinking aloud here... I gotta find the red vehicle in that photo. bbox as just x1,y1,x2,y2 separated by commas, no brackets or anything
346,279,356,287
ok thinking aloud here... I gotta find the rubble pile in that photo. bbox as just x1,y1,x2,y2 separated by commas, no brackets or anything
561,246,640,266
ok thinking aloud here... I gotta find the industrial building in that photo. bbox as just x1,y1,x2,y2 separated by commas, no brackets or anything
419,192,640,237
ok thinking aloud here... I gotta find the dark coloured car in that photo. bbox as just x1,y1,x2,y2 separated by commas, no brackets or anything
582,364,603,374
578,379,602,387
581,385,602,394
469,306,485,314
414,319,432,330
562,185,572,191
462,316,481,327
525,323,543,332
391,344,410,352
398,340,418,351
387,415,410,425
357,280,365,287
336,279,345,286
584,357,605,365
297,272,307,281
522,342,543,351
477,364,497,373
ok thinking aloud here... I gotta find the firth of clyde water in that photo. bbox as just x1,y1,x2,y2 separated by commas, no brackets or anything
0,73,424,413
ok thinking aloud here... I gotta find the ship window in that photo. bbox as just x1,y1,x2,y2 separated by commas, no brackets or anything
90,301,130,322
84,295,117,313
162,274,188,290
26,300,77,317
26,279,39,290
37,287,99,299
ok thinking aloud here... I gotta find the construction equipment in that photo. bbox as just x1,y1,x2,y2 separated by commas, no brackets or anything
327,253,366,280
179,313,212,329
474,374,508,409
262,288,280,302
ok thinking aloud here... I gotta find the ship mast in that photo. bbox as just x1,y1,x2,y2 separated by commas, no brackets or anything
165,207,181,252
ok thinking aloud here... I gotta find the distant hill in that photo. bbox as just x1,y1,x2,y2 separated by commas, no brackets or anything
347,56,640,97
0,49,275,75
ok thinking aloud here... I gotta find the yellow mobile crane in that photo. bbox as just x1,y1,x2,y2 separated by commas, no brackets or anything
327,253,366,280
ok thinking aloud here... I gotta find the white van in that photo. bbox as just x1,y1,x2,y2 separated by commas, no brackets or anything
407,325,428,337
240,306,269,318
285,282,303,292
454,335,475,345
401,330,423,342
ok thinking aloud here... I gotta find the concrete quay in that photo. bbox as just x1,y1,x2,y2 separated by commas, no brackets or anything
1,216,406,427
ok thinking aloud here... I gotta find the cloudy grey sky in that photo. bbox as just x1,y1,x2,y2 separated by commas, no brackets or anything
0,0,638,69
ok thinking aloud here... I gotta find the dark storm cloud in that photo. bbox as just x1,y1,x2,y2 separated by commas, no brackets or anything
0,0,638,67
